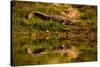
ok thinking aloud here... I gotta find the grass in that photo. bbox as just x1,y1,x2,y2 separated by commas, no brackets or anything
11,1,97,66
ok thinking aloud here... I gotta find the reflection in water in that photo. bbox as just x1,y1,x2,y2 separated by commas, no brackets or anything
26,38,80,60
13,30,97,64
24,38,96,62
66,46,79,60
27,41,80,61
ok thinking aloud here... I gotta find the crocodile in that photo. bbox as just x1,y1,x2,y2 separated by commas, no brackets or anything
28,12,76,25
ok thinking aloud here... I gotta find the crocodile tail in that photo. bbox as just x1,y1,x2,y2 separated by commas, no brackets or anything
28,11,51,20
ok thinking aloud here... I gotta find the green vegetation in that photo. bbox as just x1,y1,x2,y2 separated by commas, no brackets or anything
11,1,97,66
